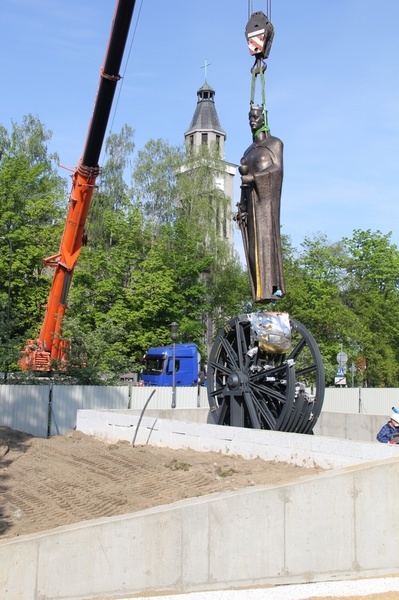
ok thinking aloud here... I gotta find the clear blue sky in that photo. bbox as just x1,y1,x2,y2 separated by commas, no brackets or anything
1,0,399,254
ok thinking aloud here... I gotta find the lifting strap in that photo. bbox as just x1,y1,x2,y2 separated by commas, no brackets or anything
250,62,269,131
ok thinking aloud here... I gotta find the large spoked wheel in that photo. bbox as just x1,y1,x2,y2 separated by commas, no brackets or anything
207,313,325,434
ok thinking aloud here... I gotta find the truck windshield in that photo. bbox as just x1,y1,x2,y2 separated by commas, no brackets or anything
143,358,165,375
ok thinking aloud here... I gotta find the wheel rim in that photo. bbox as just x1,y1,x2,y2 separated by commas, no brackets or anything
207,313,325,434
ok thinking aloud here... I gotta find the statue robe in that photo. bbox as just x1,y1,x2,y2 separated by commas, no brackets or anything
238,133,285,302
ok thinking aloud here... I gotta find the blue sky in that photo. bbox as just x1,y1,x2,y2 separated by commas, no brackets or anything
1,0,399,255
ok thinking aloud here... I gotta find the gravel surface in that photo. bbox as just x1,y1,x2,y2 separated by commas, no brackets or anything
109,577,399,599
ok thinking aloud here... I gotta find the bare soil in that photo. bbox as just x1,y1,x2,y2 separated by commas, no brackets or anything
0,425,323,539
0,426,397,600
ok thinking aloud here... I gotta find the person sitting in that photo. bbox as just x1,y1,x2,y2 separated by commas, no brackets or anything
376,408,399,443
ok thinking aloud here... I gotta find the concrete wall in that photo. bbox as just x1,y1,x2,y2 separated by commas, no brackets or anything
118,407,391,444
0,441,398,599
77,409,399,469
314,411,390,442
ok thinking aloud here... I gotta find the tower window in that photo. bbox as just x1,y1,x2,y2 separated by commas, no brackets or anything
202,133,208,145
216,135,220,148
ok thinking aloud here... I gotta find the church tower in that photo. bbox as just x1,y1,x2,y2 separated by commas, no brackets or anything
184,77,236,358
184,80,236,249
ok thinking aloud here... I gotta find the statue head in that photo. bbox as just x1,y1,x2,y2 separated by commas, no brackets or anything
249,104,269,137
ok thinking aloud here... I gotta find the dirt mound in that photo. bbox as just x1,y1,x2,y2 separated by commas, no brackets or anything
0,425,322,539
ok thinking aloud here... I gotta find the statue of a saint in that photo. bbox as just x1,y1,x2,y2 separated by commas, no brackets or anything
237,105,285,302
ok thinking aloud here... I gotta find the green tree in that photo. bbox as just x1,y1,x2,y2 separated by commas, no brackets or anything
0,115,66,377
66,127,143,376
132,138,183,227
279,234,362,385
88,124,135,248
341,229,399,386
177,143,232,260
278,229,399,387
65,135,247,378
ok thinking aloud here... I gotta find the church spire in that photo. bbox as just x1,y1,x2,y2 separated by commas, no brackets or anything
185,78,226,158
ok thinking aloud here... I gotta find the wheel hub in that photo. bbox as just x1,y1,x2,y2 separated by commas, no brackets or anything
226,371,249,390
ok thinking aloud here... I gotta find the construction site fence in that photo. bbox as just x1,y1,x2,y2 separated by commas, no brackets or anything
0,385,397,439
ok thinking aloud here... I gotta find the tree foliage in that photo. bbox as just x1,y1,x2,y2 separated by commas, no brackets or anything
279,230,399,387
63,132,247,379
4,117,399,388
0,115,66,378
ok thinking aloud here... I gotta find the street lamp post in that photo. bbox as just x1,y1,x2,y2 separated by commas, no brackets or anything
170,322,179,409
0,236,12,382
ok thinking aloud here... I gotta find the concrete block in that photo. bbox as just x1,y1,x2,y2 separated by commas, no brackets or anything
353,461,399,571
208,486,285,584
180,502,210,586
284,471,355,576
35,509,183,599
0,537,38,600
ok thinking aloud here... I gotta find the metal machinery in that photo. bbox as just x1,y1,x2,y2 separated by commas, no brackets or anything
207,10,325,433
20,0,137,371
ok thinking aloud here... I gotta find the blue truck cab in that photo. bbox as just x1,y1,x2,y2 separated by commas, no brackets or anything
141,343,201,387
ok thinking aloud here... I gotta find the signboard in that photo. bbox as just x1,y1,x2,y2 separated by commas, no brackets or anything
334,376,346,386
336,351,348,366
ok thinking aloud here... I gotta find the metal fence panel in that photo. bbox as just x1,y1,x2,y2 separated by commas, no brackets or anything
198,386,208,407
51,385,129,436
1,384,398,439
323,388,399,417
0,385,49,437
358,388,399,416
129,387,206,409
323,388,359,414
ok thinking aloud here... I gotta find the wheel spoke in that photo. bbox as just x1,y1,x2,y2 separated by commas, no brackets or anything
220,336,240,371
251,394,277,430
251,381,286,403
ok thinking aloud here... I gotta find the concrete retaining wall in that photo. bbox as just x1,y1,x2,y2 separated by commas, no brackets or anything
1,456,398,600
76,409,399,469
121,407,393,444
1,409,398,600
315,411,390,442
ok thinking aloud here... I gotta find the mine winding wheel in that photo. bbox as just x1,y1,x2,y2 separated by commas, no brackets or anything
207,313,325,434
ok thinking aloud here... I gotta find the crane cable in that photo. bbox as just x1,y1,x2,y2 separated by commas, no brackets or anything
101,0,145,168
248,1,271,19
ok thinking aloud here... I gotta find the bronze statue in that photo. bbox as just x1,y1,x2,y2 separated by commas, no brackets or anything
237,104,285,302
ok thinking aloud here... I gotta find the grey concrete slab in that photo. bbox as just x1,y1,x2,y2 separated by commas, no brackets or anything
77,409,399,469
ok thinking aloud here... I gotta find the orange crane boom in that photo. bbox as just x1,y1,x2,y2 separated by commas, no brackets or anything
20,0,137,371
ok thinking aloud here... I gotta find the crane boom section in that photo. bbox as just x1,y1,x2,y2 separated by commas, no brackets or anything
20,0,137,371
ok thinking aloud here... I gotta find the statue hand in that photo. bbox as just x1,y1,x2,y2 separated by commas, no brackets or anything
241,174,254,185
235,210,248,226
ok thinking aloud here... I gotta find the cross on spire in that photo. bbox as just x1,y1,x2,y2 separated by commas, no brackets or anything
201,59,211,82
